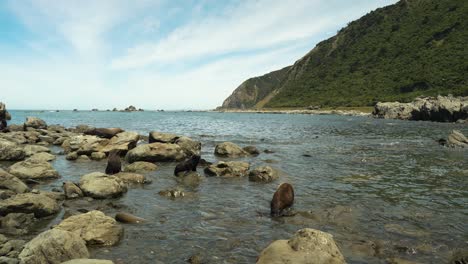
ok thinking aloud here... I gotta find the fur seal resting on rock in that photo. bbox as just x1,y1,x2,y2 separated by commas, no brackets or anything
106,150,122,175
271,183,294,217
115,212,146,223
84,127,124,139
174,155,200,176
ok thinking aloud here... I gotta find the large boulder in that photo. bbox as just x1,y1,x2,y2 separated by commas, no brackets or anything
148,131,179,143
447,130,468,148
18,229,89,264
204,161,250,177
175,136,201,156
54,210,123,246
257,228,345,264
0,169,29,193
100,131,139,154
84,128,124,139
0,139,25,161
61,135,109,155
214,142,248,157
23,145,50,157
248,166,279,183
125,142,186,163
123,161,158,172
79,172,127,199
0,193,60,217
23,117,47,130
8,160,59,180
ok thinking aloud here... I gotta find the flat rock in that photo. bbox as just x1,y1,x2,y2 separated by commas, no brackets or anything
0,193,60,217
125,142,186,163
114,172,151,184
123,161,158,172
26,152,56,162
54,210,123,246
79,172,127,199
18,229,89,264
204,161,250,177
8,160,59,180
23,145,50,157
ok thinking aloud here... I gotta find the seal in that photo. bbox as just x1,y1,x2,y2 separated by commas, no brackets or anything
115,212,146,224
271,183,294,217
62,181,84,199
106,149,122,175
84,127,124,139
174,155,201,176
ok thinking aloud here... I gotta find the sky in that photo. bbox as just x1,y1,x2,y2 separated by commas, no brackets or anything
0,0,397,110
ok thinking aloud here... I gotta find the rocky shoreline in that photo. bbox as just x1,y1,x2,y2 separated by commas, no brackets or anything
213,108,371,117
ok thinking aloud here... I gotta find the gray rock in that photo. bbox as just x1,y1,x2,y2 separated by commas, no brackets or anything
0,169,29,193
214,142,248,157
79,172,127,199
54,210,123,246
248,166,279,183
23,117,47,130
18,229,89,264
8,160,59,180
123,161,158,172
0,193,59,217
125,142,186,163
204,161,250,177
256,228,345,264
0,139,25,161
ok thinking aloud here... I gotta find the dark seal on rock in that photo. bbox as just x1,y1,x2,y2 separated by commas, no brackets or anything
271,183,294,217
105,150,121,175
84,128,124,139
174,155,200,176
115,212,146,224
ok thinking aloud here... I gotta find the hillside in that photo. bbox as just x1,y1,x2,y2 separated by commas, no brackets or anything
220,0,468,109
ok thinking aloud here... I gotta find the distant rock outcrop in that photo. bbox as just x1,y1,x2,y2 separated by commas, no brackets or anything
373,96,468,122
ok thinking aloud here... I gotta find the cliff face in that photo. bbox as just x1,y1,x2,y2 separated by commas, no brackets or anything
220,0,468,109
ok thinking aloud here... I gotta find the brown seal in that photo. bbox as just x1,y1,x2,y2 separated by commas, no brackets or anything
174,155,200,176
106,149,121,175
84,127,124,139
115,212,146,224
270,183,294,217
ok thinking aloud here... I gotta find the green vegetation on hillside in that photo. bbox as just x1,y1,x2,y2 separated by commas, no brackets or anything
222,0,468,109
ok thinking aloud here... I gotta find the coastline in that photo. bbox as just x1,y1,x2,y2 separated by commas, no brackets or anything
211,108,373,117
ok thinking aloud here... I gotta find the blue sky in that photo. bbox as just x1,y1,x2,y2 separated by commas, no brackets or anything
0,0,397,110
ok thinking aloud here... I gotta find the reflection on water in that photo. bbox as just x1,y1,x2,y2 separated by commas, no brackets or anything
3,110,468,263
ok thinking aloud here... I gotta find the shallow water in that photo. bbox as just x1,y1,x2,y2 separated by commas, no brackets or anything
4,110,468,263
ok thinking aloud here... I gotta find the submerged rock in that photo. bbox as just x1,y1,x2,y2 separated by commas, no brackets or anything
79,172,127,199
125,142,186,163
0,169,29,194
8,160,59,180
123,161,158,172
214,142,248,157
248,166,279,183
0,139,25,161
54,210,123,246
0,193,60,217
204,161,250,177
18,229,89,264
159,188,185,198
256,228,345,264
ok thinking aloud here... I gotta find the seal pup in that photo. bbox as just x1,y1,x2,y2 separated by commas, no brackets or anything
106,149,122,175
174,154,201,176
271,183,294,217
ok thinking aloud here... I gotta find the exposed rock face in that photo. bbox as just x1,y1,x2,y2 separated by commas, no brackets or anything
123,161,158,172
373,96,468,122
125,142,186,163
23,117,47,130
54,210,123,246
18,229,89,264
0,193,60,217
0,169,29,193
248,166,279,183
26,152,56,162
214,142,248,157
84,128,124,139
0,139,26,161
204,161,250,177
256,228,345,264
148,132,201,156
447,130,468,148
79,172,127,199
8,160,59,180
100,131,139,154
114,172,151,184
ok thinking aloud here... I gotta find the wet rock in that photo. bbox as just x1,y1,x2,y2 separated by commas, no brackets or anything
384,224,429,237
257,228,345,264
0,213,36,235
90,152,107,161
0,193,60,217
54,210,123,246
264,149,275,154
8,160,59,180
25,152,55,162
84,128,124,139
66,152,79,161
115,212,146,224
175,172,204,186
23,117,47,130
114,172,151,184
123,161,158,172
0,169,29,194
447,130,468,148
158,188,185,198
248,166,279,183
243,145,260,156
61,259,115,264
23,145,50,157
100,131,139,154
204,161,250,177
214,142,248,157
18,229,89,264
0,139,25,161
79,172,127,199
125,142,186,163
62,182,84,199
148,131,179,143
